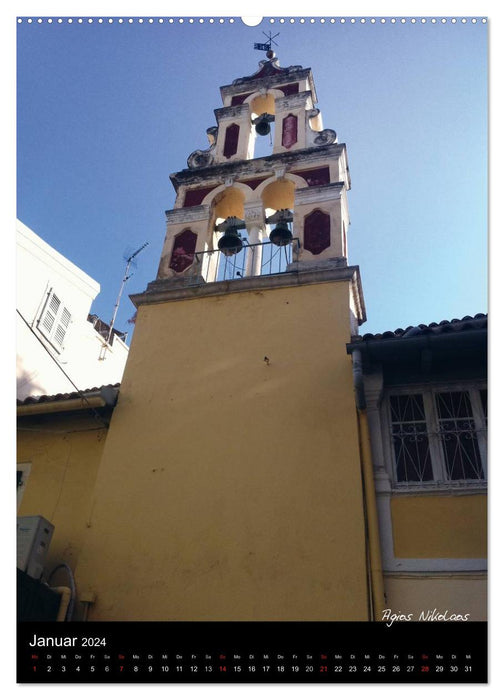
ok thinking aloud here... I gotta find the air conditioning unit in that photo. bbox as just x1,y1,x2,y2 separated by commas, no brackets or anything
17,515,54,580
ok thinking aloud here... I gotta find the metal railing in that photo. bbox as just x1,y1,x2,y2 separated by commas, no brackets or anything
182,238,301,287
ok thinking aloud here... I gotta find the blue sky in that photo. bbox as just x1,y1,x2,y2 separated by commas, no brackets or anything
17,15,487,337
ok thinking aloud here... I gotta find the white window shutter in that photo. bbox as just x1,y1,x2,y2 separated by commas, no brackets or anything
38,291,71,350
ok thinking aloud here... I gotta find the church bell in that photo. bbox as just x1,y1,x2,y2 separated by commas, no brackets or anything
253,112,274,136
268,210,293,247
218,223,243,257
269,221,293,247
255,115,271,136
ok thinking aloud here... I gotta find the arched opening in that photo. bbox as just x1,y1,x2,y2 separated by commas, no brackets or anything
249,93,275,119
261,179,295,215
209,187,247,282
212,187,246,224
248,91,280,159
260,179,297,274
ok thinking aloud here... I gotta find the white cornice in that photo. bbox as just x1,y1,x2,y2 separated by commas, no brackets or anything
165,205,211,225
294,182,345,206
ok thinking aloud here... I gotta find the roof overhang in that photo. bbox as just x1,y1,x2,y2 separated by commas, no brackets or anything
347,327,487,379
17,385,119,417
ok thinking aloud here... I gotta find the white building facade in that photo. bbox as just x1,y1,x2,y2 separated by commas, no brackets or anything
16,220,129,400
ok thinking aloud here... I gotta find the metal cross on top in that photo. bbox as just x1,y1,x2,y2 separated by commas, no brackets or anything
254,30,280,53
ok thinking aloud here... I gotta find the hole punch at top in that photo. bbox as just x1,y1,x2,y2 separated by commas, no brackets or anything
242,17,263,27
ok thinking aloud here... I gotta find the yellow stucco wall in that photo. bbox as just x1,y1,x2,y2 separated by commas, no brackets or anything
384,574,487,621
74,280,369,621
17,413,108,576
391,495,487,559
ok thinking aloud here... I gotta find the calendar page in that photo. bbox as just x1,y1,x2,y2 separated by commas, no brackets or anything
16,12,488,685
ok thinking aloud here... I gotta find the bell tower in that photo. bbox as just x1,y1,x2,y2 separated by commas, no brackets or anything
153,49,356,310
75,52,373,622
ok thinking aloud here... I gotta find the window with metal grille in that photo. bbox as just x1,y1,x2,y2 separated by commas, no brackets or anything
37,290,71,350
480,388,487,425
436,391,484,480
388,386,487,486
390,394,434,482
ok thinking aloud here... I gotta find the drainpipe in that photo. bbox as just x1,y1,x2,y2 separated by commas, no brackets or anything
48,563,76,621
351,348,366,410
351,349,386,620
51,586,72,622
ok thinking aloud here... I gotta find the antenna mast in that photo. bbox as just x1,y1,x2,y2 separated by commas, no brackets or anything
104,242,149,349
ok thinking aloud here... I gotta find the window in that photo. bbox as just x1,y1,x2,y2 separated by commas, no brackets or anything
436,391,484,480
37,290,71,351
388,386,487,486
17,463,31,511
390,394,434,482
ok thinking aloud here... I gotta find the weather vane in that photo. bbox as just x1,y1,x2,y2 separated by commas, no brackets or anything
254,31,280,55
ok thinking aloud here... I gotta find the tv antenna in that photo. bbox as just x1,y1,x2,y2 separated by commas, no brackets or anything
104,242,149,348
254,31,280,55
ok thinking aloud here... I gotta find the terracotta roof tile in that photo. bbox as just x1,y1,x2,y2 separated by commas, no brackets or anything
353,313,487,343
17,383,120,406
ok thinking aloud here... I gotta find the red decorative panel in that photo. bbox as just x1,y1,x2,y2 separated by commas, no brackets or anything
303,210,331,256
169,229,198,273
279,83,299,96
183,186,216,207
293,167,331,188
282,114,298,149
239,177,267,190
231,92,252,105
223,123,240,159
